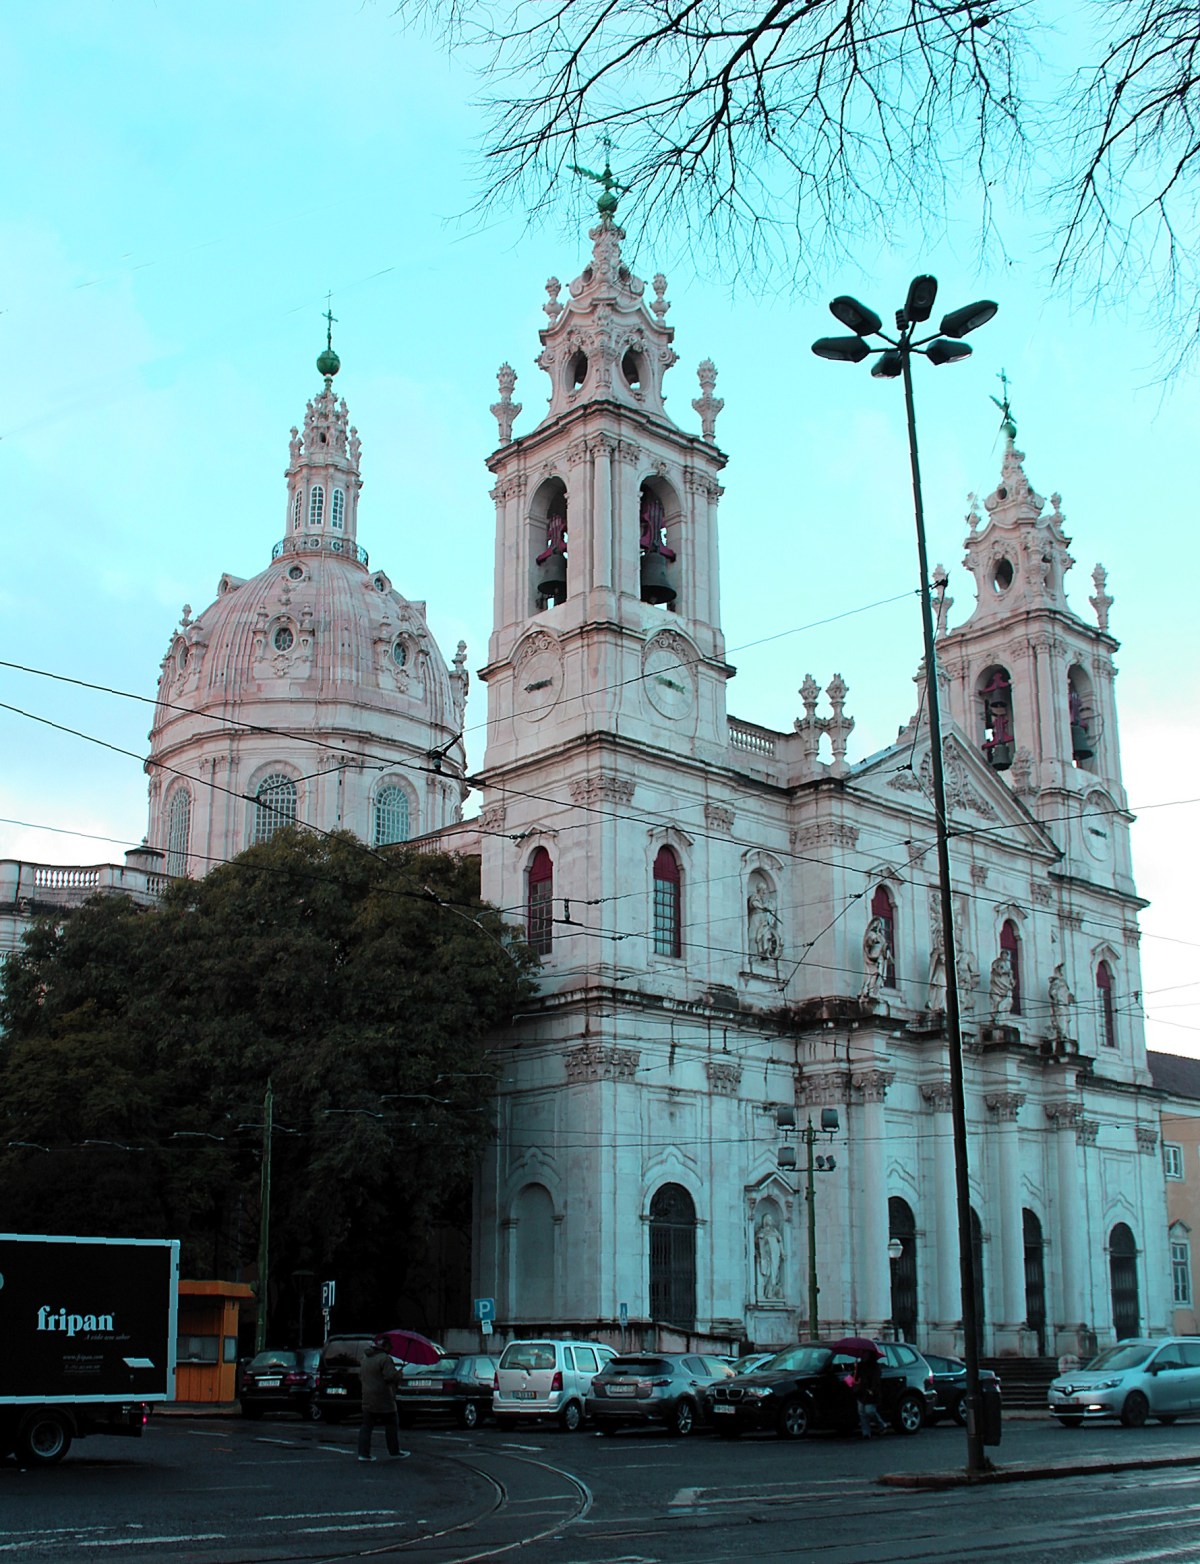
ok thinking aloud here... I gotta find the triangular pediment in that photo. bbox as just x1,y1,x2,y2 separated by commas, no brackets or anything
850,731,1058,858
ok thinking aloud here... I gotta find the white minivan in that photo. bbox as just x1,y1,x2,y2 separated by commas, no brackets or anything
493,1339,617,1431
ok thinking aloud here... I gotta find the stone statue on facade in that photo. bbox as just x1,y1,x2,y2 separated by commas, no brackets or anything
748,883,782,961
989,949,1016,1023
859,916,891,1004
1049,963,1074,1039
755,1209,785,1300
958,948,979,1013
926,929,947,1013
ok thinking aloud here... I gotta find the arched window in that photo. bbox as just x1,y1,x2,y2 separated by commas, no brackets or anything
526,847,554,956
1000,919,1022,1014
638,482,677,607
653,846,681,957
888,1197,917,1342
252,773,297,844
292,490,302,531
534,484,568,608
1110,1223,1140,1339
373,786,410,847
165,789,191,879
1097,960,1116,1047
649,1183,696,1330
308,485,324,528
1067,665,1095,765
870,885,897,987
979,665,1015,770
331,488,345,531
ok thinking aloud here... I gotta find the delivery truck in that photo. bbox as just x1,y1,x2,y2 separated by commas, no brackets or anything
0,1233,179,1465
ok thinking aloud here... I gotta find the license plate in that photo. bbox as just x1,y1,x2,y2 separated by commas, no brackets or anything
513,1390,538,1400
607,1384,637,1396
713,1403,735,1415
409,1379,436,1388
327,1386,347,1396
257,1378,281,1389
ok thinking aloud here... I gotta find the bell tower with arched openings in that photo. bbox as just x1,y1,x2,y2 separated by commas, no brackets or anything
479,189,732,780
937,430,1135,896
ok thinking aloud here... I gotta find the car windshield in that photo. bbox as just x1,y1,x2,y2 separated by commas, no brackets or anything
605,1357,671,1376
500,1343,556,1371
1084,1342,1156,1372
403,1358,458,1378
758,1346,832,1374
248,1350,298,1369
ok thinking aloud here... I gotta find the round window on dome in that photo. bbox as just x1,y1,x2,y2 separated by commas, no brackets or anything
287,565,304,581
175,641,189,674
391,640,407,668
274,626,295,653
373,576,387,593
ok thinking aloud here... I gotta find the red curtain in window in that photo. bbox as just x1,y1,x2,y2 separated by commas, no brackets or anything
527,847,553,956
870,885,897,988
653,847,681,957
1097,960,1116,1047
1000,919,1022,1014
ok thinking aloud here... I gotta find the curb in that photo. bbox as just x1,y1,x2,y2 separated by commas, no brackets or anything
880,1450,1200,1489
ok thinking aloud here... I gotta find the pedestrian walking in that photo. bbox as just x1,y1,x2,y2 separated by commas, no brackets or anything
358,1339,401,1461
852,1350,888,1439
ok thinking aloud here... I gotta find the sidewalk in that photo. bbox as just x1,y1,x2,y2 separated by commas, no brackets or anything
882,1448,1200,1489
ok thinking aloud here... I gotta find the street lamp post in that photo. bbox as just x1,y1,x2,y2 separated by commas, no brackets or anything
777,1106,839,1341
812,278,997,1477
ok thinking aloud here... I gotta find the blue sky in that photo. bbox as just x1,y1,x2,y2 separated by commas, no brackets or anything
2,2,1196,1055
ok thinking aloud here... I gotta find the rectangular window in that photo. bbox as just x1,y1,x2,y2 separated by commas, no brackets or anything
1165,1143,1185,1180
177,1334,219,1364
527,878,553,956
653,879,680,957
1172,1241,1192,1307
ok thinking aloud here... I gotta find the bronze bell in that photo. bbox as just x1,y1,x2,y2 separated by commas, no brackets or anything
538,551,567,603
1071,724,1094,761
984,740,1013,771
640,549,676,605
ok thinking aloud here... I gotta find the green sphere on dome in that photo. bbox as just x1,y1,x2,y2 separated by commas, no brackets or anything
317,345,341,378
597,189,619,218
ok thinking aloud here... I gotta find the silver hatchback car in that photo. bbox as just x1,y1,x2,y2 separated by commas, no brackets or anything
1048,1337,1200,1427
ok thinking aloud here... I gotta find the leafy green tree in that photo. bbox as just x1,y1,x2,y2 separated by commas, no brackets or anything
0,831,537,1334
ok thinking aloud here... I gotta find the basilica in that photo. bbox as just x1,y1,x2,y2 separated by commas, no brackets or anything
1,201,1171,1361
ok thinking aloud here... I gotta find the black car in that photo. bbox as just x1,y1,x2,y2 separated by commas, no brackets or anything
395,1355,500,1429
586,1352,733,1436
239,1348,321,1420
704,1341,932,1439
313,1334,377,1422
921,1353,1002,1426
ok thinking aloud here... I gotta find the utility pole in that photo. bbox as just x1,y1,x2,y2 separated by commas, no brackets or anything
805,1119,819,1338
255,1078,273,1353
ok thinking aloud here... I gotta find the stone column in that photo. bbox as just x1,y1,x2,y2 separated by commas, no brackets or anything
591,435,614,597
921,1081,959,1341
852,1069,893,1330
1046,1100,1084,1340
986,1091,1027,1351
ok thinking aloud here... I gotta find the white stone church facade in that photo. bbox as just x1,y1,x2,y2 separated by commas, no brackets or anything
0,211,1168,1360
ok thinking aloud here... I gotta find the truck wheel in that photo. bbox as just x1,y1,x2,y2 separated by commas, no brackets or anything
18,1411,72,1466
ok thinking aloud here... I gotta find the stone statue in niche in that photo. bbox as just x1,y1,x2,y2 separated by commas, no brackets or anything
859,917,891,1004
989,949,1016,1023
1049,964,1075,1039
926,929,947,1013
958,948,980,1014
748,882,783,961
755,1209,785,1301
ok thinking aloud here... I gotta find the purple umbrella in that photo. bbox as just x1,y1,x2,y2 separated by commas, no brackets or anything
828,1337,881,1357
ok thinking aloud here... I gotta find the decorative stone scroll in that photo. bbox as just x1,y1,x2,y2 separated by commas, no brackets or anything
479,804,507,834
921,1081,954,1113
791,822,860,851
1076,1119,1100,1147
1136,1124,1159,1156
800,1070,848,1107
706,1060,742,1096
851,1068,895,1103
704,803,734,834
569,776,636,806
985,1091,1025,1121
1044,1100,1082,1130
564,1043,640,1084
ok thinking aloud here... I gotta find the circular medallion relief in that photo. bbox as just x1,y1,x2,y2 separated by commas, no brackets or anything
514,638,562,721
643,635,696,720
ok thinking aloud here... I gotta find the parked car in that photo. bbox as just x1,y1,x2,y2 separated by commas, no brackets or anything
921,1353,1002,1426
704,1340,934,1439
313,1334,376,1422
238,1348,321,1419
1048,1337,1200,1427
395,1355,500,1429
492,1339,618,1431
586,1352,733,1436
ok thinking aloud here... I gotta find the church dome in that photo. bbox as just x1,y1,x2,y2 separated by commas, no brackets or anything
145,353,469,878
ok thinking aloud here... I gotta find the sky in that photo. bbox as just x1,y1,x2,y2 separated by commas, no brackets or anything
2,3,1197,1057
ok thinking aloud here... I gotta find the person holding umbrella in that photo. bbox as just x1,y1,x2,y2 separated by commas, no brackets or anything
852,1347,888,1439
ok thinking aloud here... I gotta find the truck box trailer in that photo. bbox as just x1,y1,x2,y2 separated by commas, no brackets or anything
0,1233,179,1465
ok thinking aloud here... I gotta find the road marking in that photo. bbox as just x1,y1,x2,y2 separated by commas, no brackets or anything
78,1537,227,1550
296,1523,408,1535
258,1510,400,1521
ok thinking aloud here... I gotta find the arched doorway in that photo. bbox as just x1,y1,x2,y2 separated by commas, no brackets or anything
1110,1223,1140,1339
1023,1209,1046,1356
888,1197,918,1342
970,1208,986,1353
649,1184,696,1331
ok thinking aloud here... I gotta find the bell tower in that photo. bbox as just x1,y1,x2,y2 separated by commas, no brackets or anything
479,187,731,771
938,420,1133,891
